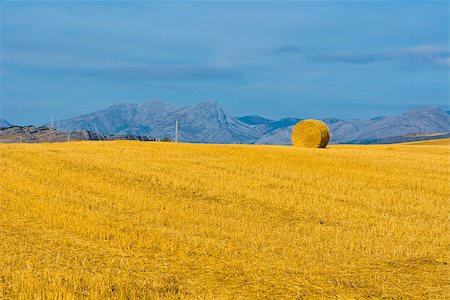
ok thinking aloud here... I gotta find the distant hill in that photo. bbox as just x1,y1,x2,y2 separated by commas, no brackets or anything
54,101,449,145
0,119,12,128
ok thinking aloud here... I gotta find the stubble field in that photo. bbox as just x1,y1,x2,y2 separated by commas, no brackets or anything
0,140,448,298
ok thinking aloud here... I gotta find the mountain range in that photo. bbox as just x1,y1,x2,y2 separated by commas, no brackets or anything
3,100,449,144
55,100,262,144
256,105,450,145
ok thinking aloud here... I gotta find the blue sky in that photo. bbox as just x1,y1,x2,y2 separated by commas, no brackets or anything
1,1,449,125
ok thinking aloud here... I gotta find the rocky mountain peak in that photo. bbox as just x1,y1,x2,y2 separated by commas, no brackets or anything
201,99,219,105
107,102,138,111
141,99,177,112
185,99,228,123
196,99,220,110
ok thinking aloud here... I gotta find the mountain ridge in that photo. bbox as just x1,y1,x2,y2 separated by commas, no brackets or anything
254,106,449,144
51,100,449,145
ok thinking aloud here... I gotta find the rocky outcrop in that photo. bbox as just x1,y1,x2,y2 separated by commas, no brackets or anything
0,126,156,143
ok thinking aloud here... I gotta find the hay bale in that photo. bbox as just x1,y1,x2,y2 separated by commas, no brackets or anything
291,120,330,148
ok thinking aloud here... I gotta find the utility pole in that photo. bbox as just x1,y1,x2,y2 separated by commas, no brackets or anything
172,114,184,143
51,113,54,128
175,119,179,143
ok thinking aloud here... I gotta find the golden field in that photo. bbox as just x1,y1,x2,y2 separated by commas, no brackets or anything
405,137,449,146
0,141,448,299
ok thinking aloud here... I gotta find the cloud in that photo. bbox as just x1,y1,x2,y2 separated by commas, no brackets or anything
84,64,243,82
318,53,384,64
396,46,450,66
277,45,302,54
278,44,450,67
2,55,243,83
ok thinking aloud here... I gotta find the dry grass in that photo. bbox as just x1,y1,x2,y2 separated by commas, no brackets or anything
404,138,450,146
0,141,448,299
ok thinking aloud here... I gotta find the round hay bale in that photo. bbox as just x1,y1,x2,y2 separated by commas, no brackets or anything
291,119,330,148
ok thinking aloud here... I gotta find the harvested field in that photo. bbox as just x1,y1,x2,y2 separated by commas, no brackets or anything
0,141,448,298
404,138,450,145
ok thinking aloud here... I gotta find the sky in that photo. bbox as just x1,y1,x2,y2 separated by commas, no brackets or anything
1,1,449,125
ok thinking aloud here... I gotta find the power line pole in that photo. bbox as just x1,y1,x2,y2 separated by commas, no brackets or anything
51,113,54,128
172,114,184,143
175,119,179,143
